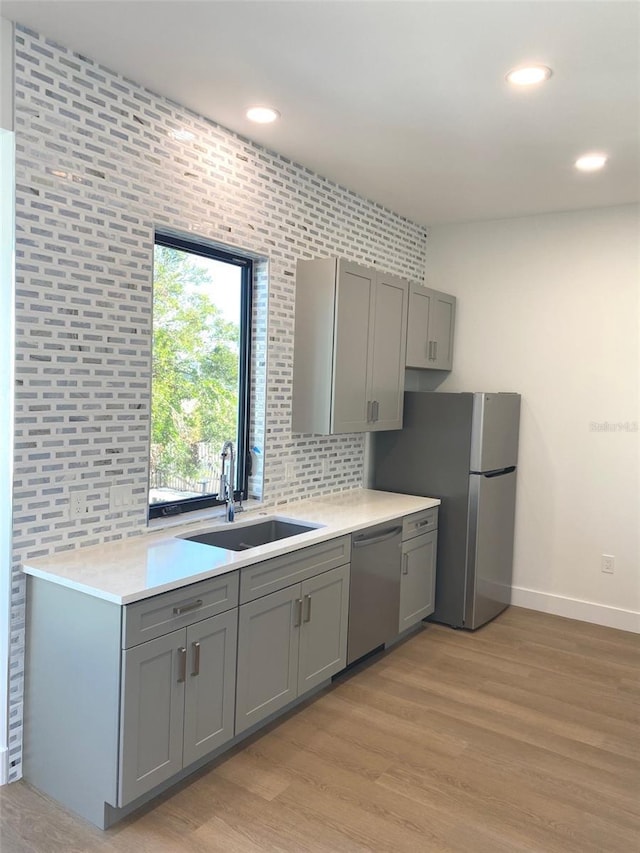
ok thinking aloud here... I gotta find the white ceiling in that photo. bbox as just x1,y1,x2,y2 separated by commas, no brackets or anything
3,0,639,226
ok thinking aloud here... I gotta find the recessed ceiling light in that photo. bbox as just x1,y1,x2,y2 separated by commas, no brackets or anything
575,153,608,171
246,106,280,124
506,65,552,86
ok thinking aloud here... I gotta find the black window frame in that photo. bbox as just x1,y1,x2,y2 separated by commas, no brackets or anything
149,231,252,520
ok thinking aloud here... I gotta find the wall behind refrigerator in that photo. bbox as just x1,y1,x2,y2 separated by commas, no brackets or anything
425,204,639,632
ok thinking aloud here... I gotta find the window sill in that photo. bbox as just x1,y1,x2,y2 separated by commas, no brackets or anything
147,498,264,533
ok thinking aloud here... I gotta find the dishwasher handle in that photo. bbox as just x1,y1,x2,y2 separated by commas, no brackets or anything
352,526,402,548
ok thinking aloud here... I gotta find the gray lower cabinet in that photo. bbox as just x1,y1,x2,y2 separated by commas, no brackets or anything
235,563,350,735
119,608,237,806
399,530,438,631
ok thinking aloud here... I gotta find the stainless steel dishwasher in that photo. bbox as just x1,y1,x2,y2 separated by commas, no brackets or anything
347,519,403,664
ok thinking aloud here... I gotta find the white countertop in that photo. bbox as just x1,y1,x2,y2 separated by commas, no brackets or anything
22,489,440,605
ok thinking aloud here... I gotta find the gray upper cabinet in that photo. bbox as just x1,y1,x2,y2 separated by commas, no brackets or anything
406,285,456,371
293,257,408,434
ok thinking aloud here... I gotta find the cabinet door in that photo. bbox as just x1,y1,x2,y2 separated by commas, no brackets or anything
370,273,408,430
183,609,238,767
298,564,350,695
399,531,437,632
406,285,432,368
235,585,301,735
119,629,185,806
430,291,456,370
331,260,376,433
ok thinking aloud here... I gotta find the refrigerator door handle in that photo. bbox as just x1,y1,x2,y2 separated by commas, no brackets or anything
484,466,516,478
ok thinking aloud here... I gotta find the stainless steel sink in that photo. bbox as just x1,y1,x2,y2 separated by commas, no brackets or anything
179,517,321,551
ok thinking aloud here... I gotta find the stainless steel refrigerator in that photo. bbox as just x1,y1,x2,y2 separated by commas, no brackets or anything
372,391,521,629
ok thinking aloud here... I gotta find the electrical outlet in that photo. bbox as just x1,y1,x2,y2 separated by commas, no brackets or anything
285,463,296,483
68,492,87,519
323,458,331,478
601,554,615,574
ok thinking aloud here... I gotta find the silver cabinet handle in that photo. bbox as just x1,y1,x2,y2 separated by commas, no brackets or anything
433,341,438,361
293,598,303,627
416,519,431,528
191,641,200,677
428,341,433,360
303,594,312,623
373,400,379,422
177,647,187,683
366,400,373,422
402,554,409,575
173,598,203,616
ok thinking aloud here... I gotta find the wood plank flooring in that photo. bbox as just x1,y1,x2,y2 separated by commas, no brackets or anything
1,606,638,852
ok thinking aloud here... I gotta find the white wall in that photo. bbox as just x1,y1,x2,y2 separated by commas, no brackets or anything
427,204,640,632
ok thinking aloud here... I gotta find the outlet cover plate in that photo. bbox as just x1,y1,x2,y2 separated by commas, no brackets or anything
601,554,615,574
68,492,87,519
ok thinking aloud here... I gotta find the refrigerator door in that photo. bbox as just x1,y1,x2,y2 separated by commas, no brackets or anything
470,393,521,473
372,392,474,628
465,468,517,629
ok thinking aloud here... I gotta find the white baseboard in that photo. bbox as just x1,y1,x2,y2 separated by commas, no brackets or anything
511,586,640,633
0,746,8,785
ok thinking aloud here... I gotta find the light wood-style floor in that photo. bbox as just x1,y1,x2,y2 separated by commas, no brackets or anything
1,606,638,852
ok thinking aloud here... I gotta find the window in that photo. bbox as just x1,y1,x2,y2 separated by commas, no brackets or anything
149,233,252,519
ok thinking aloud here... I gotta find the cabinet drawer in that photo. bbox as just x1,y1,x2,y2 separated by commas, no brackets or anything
122,572,239,649
403,508,438,540
239,535,351,604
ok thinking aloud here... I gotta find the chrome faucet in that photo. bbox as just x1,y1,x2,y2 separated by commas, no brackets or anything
219,440,235,522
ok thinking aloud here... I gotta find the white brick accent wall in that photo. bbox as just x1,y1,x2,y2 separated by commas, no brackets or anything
8,26,427,780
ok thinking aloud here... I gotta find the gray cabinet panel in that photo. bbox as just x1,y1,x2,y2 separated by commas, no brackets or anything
298,564,349,694
405,284,455,371
239,535,351,603
235,585,301,735
406,285,432,367
183,609,238,766
399,531,437,632
332,261,375,433
119,629,185,805
292,257,408,435
370,272,408,431
402,507,439,540
430,291,456,370
122,571,239,649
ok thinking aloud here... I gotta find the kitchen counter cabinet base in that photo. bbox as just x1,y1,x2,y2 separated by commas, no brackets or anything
236,562,350,735
399,530,438,631
24,579,121,829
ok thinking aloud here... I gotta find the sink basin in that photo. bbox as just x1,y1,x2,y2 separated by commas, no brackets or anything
180,517,321,551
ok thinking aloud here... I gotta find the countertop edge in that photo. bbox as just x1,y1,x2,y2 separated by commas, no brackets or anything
23,491,441,605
